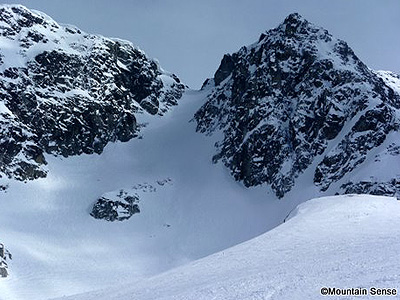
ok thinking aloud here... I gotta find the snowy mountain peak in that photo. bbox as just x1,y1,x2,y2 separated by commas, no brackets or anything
196,14,400,198
0,5,185,181
255,13,316,43
0,4,57,29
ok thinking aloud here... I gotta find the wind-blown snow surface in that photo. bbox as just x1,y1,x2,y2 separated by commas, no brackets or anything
0,89,303,300
58,195,400,300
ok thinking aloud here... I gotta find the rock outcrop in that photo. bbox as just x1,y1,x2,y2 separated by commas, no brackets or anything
0,243,11,278
91,189,140,222
91,179,172,221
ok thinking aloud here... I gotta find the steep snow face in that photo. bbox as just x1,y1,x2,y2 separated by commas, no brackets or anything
195,13,400,198
0,5,184,181
57,195,400,300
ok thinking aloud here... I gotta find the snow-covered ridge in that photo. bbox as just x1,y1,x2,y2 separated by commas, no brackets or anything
56,195,400,300
195,13,400,198
0,4,142,66
0,4,185,181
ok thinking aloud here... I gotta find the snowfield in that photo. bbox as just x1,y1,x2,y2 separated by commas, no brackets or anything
0,89,300,300
58,194,400,300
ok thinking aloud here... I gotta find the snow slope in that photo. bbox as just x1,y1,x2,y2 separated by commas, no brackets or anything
0,89,304,300
1,84,399,300
58,195,400,300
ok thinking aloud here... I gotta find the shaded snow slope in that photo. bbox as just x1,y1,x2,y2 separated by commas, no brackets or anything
0,90,302,300
60,195,400,300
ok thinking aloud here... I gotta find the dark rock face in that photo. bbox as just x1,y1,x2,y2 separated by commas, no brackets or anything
195,13,400,198
314,105,397,191
214,54,235,86
341,180,400,199
91,190,140,222
0,5,184,181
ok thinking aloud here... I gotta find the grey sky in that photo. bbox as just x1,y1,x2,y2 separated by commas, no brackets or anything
2,0,399,88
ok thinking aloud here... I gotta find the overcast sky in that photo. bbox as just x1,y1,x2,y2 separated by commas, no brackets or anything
3,0,399,88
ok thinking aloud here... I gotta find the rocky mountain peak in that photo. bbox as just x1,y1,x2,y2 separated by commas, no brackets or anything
211,11,362,88
196,14,400,198
280,12,309,36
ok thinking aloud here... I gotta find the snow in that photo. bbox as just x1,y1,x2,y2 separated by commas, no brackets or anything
0,89,299,300
0,102,12,115
57,195,400,300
